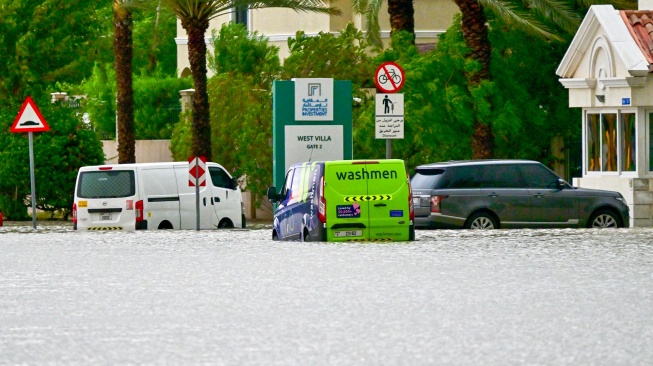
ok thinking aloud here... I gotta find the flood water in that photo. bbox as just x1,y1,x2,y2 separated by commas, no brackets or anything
1,225,652,365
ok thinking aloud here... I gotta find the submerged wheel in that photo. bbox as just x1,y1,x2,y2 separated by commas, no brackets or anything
465,212,498,229
272,231,278,240
302,229,311,242
218,220,234,229
588,210,620,228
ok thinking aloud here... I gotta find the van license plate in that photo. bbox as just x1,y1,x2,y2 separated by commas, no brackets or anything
100,213,112,221
334,230,362,237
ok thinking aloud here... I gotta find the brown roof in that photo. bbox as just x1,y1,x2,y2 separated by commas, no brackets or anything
621,10,653,66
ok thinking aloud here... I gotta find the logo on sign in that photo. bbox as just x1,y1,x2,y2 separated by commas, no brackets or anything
295,78,334,121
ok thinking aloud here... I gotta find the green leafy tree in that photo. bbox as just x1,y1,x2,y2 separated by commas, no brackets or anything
449,0,636,159
0,0,112,107
79,64,192,140
172,23,280,207
151,0,339,161
0,98,104,220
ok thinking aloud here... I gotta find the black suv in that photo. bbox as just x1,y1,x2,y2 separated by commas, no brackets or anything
410,160,630,229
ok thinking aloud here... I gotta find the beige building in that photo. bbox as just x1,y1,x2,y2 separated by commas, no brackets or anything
557,0,653,227
175,0,458,77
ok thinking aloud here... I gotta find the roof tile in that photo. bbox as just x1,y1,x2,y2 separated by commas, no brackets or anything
621,10,653,68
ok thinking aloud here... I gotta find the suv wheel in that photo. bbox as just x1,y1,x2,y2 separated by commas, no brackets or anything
589,210,620,228
466,212,498,229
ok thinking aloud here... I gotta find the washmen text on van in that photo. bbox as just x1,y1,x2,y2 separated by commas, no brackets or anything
335,168,398,181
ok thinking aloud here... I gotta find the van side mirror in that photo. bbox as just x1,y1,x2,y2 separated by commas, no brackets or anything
231,177,238,190
267,186,279,202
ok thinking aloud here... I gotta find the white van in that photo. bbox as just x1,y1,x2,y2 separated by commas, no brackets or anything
73,162,245,231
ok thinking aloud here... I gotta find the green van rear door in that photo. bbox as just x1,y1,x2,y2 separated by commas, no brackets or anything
324,160,371,241
366,160,411,241
324,160,410,241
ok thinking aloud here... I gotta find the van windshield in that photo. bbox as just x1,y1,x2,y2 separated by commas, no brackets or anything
77,171,135,198
411,168,448,189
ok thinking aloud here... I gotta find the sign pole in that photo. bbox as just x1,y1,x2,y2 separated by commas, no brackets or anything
28,132,37,229
386,139,391,159
195,157,200,231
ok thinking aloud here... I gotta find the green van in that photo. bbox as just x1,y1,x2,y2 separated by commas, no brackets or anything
267,159,415,242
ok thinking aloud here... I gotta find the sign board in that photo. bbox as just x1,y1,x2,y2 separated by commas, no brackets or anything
284,125,344,169
375,62,405,93
188,156,207,186
375,93,404,139
294,78,334,121
10,96,50,133
272,79,353,189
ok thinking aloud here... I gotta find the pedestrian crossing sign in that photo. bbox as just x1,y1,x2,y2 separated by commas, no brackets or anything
10,96,50,133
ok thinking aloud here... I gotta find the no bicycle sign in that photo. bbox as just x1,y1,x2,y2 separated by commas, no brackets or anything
375,62,405,93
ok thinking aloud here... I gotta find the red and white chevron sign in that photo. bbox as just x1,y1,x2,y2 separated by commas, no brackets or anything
188,156,207,187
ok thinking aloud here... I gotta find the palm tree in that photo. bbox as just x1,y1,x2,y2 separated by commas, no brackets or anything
356,0,635,158
453,0,636,158
114,0,136,164
353,0,415,48
154,0,340,159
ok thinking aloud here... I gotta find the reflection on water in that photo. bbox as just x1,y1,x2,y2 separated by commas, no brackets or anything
1,227,652,364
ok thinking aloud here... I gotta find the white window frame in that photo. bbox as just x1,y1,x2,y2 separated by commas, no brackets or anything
583,108,638,177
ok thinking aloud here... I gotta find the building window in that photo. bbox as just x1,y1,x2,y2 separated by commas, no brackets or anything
587,114,601,171
587,112,624,173
621,113,636,171
234,6,248,26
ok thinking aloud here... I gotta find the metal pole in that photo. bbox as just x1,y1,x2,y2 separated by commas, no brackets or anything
386,139,391,159
28,132,37,229
195,157,200,231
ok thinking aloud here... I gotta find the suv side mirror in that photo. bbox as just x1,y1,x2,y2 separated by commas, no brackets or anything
267,186,279,202
557,179,568,189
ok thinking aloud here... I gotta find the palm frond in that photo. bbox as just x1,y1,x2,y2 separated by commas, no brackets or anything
363,0,383,48
523,0,580,34
351,0,370,13
479,0,563,41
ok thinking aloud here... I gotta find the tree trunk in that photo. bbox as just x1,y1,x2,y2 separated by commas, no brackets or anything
181,17,212,160
113,1,135,164
454,0,494,159
387,0,415,44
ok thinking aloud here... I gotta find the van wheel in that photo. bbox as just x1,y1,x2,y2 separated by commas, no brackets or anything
218,220,234,229
158,221,173,230
409,224,415,241
241,214,246,228
303,229,311,242
588,209,620,228
272,231,278,240
465,212,498,229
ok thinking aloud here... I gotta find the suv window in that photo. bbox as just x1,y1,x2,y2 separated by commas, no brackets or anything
476,164,525,188
447,166,479,188
518,164,559,189
411,168,448,189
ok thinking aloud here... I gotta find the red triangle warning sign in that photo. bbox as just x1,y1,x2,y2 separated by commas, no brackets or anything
10,96,50,133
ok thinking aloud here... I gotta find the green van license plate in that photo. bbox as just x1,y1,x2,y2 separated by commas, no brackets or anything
334,230,362,237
